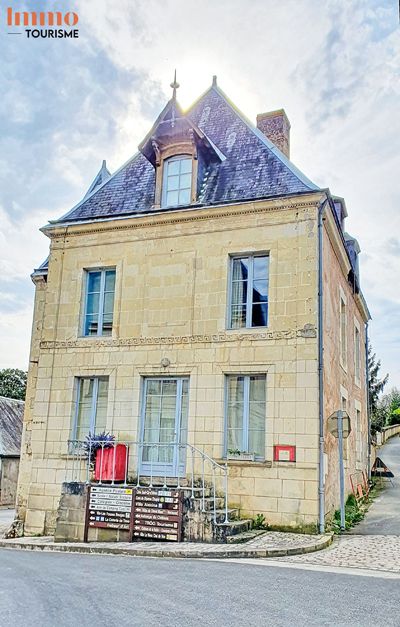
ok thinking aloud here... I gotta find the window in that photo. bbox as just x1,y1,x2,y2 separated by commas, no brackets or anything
72,377,108,440
229,255,269,329
83,268,115,336
162,156,192,208
339,294,347,369
356,407,362,463
225,375,266,459
354,323,361,383
141,378,189,471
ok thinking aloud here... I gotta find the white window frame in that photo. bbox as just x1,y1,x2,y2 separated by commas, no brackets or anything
354,318,361,387
71,376,109,439
82,267,116,337
354,400,362,465
228,253,269,329
339,288,347,371
224,374,266,460
161,155,193,208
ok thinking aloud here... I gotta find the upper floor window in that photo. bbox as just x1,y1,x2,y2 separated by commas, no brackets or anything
162,156,192,208
72,377,108,440
339,293,347,369
229,254,269,329
83,268,116,336
354,322,361,384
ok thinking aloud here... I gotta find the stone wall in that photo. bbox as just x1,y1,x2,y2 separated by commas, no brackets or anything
0,458,20,506
322,215,369,518
18,194,328,534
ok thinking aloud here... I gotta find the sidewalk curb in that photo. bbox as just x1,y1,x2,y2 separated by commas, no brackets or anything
0,534,333,559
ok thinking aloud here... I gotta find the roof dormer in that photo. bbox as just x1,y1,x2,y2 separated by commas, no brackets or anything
139,73,224,209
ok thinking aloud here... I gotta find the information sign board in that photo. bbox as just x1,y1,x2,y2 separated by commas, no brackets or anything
86,485,134,533
132,487,182,541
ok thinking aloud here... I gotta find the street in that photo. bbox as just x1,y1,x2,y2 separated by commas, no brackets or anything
0,549,399,627
1,437,399,626
349,435,400,535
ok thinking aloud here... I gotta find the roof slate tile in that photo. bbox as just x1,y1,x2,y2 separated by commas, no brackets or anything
55,85,319,224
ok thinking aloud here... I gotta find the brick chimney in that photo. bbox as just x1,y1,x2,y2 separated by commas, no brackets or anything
256,109,291,159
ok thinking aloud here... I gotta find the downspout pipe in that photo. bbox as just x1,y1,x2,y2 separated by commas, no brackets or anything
318,198,328,534
365,322,371,479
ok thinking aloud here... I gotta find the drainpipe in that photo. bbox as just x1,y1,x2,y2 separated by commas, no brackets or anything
365,322,371,479
317,199,328,534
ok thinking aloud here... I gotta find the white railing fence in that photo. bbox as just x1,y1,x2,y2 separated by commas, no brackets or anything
66,439,229,525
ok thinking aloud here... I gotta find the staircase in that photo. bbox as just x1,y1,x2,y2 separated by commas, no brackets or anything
181,487,253,543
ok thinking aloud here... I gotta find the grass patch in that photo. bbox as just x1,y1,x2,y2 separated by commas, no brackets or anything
328,482,381,534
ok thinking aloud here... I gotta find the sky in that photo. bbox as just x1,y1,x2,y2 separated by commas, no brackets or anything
0,0,399,388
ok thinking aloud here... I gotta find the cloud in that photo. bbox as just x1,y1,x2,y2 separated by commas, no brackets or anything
1,0,399,387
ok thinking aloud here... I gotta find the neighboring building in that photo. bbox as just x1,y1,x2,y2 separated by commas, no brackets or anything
17,77,370,538
0,397,23,506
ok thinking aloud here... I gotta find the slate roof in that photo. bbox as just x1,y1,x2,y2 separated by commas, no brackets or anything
83,160,111,199
0,397,24,458
32,255,49,278
53,82,319,225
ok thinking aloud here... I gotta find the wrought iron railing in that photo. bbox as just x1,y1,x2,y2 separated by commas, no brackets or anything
66,439,229,524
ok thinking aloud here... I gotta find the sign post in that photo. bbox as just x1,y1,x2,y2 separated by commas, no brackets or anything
337,410,345,531
328,409,351,532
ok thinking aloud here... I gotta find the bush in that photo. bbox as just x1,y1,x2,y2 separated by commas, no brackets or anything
331,494,364,533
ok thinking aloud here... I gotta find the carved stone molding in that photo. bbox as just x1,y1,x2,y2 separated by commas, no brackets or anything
45,198,319,239
39,325,316,350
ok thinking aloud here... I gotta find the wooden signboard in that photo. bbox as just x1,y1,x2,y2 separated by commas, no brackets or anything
132,487,183,542
86,485,134,538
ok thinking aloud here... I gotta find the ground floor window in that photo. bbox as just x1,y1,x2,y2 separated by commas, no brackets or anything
225,374,266,459
72,377,109,440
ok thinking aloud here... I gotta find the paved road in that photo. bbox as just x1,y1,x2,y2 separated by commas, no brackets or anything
0,550,399,627
351,435,400,535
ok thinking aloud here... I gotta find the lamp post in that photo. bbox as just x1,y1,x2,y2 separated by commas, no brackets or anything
328,410,351,531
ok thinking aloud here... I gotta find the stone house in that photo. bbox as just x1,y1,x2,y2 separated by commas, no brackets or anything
17,77,370,538
0,397,24,506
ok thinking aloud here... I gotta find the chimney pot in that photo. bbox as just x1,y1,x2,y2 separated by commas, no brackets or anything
256,109,291,159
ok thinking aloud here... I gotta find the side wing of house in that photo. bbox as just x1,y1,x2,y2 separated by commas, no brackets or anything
322,205,369,518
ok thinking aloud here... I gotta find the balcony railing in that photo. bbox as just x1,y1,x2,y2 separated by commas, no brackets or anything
66,439,229,524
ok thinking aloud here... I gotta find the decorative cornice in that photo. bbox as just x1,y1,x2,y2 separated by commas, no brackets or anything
39,325,316,350
44,196,321,240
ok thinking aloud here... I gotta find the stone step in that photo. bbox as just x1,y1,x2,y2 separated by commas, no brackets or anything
185,496,228,510
226,529,267,544
214,519,253,543
214,508,239,523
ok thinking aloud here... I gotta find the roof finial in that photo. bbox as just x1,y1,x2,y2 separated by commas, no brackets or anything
170,69,180,102
212,75,217,87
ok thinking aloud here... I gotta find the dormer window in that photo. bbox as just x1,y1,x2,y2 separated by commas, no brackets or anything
162,156,192,208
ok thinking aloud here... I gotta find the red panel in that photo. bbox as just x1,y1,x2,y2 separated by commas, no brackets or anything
94,444,128,481
274,445,296,462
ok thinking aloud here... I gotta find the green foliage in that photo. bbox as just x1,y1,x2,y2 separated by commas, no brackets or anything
0,368,27,400
368,341,388,433
373,387,400,431
252,513,268,530
329,487,381,534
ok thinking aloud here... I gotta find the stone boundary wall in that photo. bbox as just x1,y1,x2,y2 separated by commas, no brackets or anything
376,424,400,446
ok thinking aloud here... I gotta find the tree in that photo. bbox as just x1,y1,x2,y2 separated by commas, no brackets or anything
0,368,27,400
385,387,400,426
368,342,388,433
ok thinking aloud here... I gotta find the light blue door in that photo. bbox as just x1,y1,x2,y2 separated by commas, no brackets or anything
139,378,189,477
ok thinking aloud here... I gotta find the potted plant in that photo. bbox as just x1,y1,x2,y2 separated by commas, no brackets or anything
83,432,128,482
227,448,256,462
